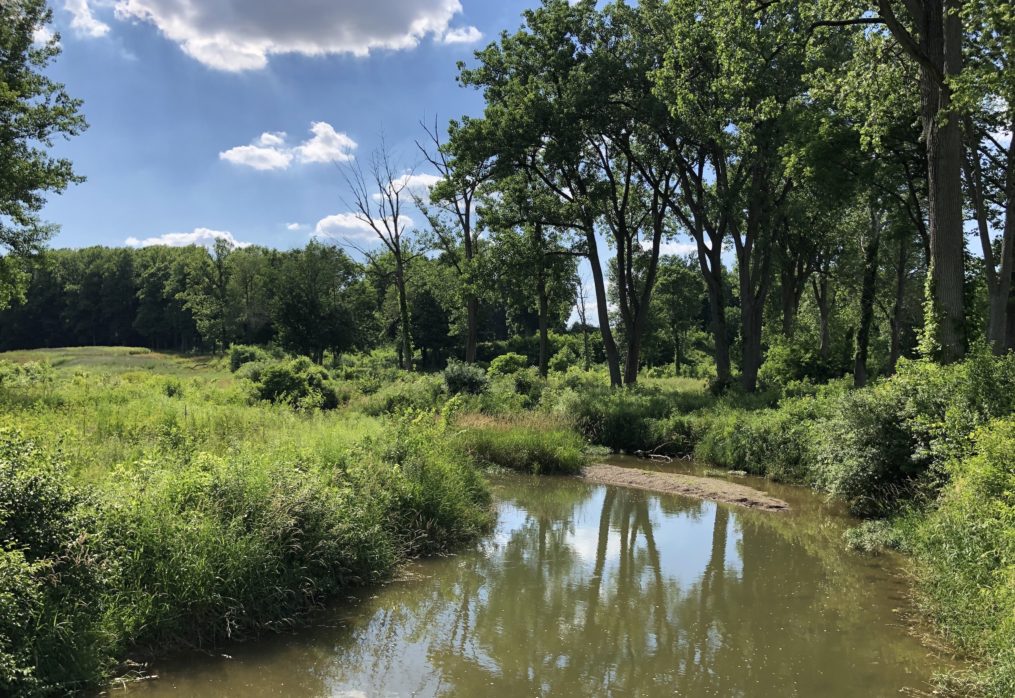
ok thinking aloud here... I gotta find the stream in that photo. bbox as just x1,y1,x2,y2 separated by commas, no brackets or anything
122,459,944,697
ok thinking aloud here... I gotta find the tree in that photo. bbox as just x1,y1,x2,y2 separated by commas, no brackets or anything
272,242,362,363
654,0,806,391
344,145,417,370
812,0,967,361
179,239,234,353
0,0,86,309
417,116,495,364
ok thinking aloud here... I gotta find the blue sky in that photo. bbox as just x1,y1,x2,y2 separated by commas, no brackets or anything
38,0,547,251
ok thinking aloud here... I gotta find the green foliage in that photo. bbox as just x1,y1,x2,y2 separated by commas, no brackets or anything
0,0,86,310
442,360,488,396
907,419,1015,696
251,358,343,410
0,431,108,696
453,415,588,475
813,352,1015,517
692,400,818,482
229,344,271,372
0,350,493,692
488,352,528,377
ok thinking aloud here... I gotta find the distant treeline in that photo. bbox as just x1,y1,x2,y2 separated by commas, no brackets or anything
0,241,593,368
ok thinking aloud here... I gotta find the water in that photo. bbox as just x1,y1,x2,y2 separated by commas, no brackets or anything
124,464,943,697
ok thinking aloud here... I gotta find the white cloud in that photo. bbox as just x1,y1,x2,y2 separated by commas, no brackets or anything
66,0,110,38
640,238,698,257
294,122,357,164
314,213,414,242
442,25,482,44
125,227,251,248
219,144,294,171
372,172,443,201
220,122,357,171
106,0,467,71
32,26,56,45
286,222,306,231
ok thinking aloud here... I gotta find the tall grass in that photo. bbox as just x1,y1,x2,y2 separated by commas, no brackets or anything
0,350,492,696
452,413,589,474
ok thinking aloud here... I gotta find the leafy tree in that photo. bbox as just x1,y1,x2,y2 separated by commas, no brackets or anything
272,242,362,364
0,0,86,309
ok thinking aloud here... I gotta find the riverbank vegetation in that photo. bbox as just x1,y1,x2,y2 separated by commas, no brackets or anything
2,347,1013,694
2,0,1013,695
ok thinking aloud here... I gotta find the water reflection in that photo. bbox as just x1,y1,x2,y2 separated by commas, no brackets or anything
131,477,939,697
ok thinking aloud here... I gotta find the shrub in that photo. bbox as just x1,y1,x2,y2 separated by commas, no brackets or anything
443,361,488,396
488,352,528,377
357,375,446,416
692,402,816,482
228,344,271,372
812,353,1015,517
908,418,1015,696
0,431,108,696
252,358,342,410
453,415,588,474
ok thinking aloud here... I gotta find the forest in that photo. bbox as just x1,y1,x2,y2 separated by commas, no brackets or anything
1,0,1013,696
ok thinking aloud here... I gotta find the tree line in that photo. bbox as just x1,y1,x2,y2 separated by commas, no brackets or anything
2,0,1012,392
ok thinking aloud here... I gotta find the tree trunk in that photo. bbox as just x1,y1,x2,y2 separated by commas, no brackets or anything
919,0,966,361
395,254,413,371
537,266,549,378
854,208,882,388
813,274,832,362
465,295,479,363
987,134,1015,354
888,232,909,374
586,228,623,387
740,293,764,393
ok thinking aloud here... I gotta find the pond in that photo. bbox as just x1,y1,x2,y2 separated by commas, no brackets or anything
124,462,943,697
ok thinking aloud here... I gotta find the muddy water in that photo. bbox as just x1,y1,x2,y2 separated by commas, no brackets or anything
124,463,943,697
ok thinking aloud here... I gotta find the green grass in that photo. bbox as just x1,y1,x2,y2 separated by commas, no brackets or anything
0,348,492,696
452,413,589,474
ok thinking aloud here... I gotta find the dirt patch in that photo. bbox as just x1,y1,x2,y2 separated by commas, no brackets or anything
581,464,790,512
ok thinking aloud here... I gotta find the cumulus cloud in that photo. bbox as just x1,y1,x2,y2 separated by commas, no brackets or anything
286,222,306,231
66,0,110,38
442,26,483,44
97,0,468,71
295,122,358,164
219,122,357,171
125,227,251,248
314,213,414,242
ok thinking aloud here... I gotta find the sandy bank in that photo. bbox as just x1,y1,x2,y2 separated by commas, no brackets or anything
582,464,790,512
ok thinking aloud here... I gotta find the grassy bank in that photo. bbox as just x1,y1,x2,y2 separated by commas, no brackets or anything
0,349,493,696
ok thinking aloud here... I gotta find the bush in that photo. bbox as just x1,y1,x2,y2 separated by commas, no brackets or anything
0,430,108,696
357,375,445,416
453,415,588,474
252,358,343,410
812,353,1015,517
488,352,528,377
229,344,271,372
443,361,488,396
692,401,817,481
908,418,1015,696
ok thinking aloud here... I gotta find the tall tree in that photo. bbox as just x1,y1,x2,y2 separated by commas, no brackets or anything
344,146,417,370
417,117,495,364
813,0,967,361
0,0,85,309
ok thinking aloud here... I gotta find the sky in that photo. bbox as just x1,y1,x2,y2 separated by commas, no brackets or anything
36,0,554,252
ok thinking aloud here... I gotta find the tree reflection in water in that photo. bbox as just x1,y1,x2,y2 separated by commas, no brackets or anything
130,476,940,697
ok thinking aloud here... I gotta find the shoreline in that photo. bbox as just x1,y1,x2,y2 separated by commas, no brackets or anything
581,463,791,512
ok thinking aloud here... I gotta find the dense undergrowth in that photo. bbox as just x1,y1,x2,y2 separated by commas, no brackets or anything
1,345,1013,695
